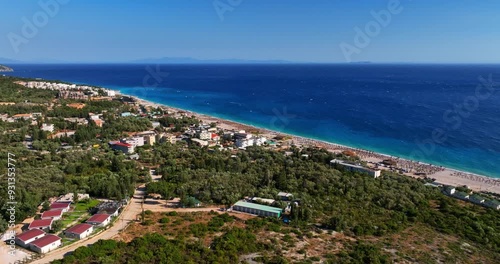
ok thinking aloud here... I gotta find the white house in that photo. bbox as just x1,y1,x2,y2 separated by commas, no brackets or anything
86,214,112,227
235,138,254,148
28,219,53,231
15,229,46,248
98,207,120,217
50,202,71,213
29,234,61,253
88,113,101,120
106,90,116,97
198,131,212,140
151,121,161,128
64,223,94,239
41,209,64,221
122,136,144,147
41,123,54,132
254,136,267,146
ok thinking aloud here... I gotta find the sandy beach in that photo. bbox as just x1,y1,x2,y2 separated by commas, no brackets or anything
120,90,500,195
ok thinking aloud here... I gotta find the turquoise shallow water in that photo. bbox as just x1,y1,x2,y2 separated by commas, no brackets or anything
5,64,500,177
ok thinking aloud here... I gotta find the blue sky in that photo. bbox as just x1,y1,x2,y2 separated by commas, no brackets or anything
1,0,499,63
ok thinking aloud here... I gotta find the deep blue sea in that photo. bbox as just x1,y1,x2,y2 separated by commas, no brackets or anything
4,64,500,178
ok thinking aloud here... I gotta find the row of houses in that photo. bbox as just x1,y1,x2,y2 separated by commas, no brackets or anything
0,113,42,123
15,230,61,254
28,202,72,231
16,201,117,254
444,187,500,210
14,201,72,253
15,81,116,97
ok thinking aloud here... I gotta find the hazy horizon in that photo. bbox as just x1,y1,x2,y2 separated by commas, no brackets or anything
2,0,500,64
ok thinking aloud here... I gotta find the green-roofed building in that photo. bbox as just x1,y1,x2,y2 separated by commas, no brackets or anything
233,201,282,218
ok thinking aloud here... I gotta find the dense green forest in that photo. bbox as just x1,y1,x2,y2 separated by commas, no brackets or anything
0,77,57,103
0,146,144,232
122,142,500,262
145,143,500,252
0,77,146,232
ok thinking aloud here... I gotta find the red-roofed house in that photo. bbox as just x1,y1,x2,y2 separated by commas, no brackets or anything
50,202,71,212
28,219,53,231
29,234,61,253
64,223,94,239
41,209,64,220
86,214,111,227
93,119,104,127
15,229,46,248
109,141,135,154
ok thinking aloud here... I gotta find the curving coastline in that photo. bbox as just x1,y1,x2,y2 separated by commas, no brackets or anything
113,88,500,194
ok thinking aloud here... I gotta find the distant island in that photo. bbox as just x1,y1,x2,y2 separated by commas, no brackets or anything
0,65,13,72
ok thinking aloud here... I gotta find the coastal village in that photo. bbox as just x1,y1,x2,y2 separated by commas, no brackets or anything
2,78,500,263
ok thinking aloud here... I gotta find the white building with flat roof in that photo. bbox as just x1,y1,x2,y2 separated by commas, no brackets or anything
198,131,212,140
330,159,381,178
122,136,144,147
235,138,254,148
41,123,54,132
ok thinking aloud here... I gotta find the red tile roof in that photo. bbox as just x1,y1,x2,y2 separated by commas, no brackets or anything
113,142,131,147
86,214,110,224
16,229,46,242
65,223,93,235
28,219,53,229
41,209,63,218
30,234,61,248
50,202,70,209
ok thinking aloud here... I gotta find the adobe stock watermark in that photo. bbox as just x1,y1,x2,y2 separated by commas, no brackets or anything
410,74,499,162
7,0,70,53
142,65,170,88
213,0,243,21
270,107,296,131
6,153,17,256
339,0,405,62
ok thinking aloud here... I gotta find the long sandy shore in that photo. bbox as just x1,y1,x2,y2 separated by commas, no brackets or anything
117,90,500,195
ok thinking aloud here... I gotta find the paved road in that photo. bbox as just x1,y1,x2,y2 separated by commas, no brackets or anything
30,186,146,264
